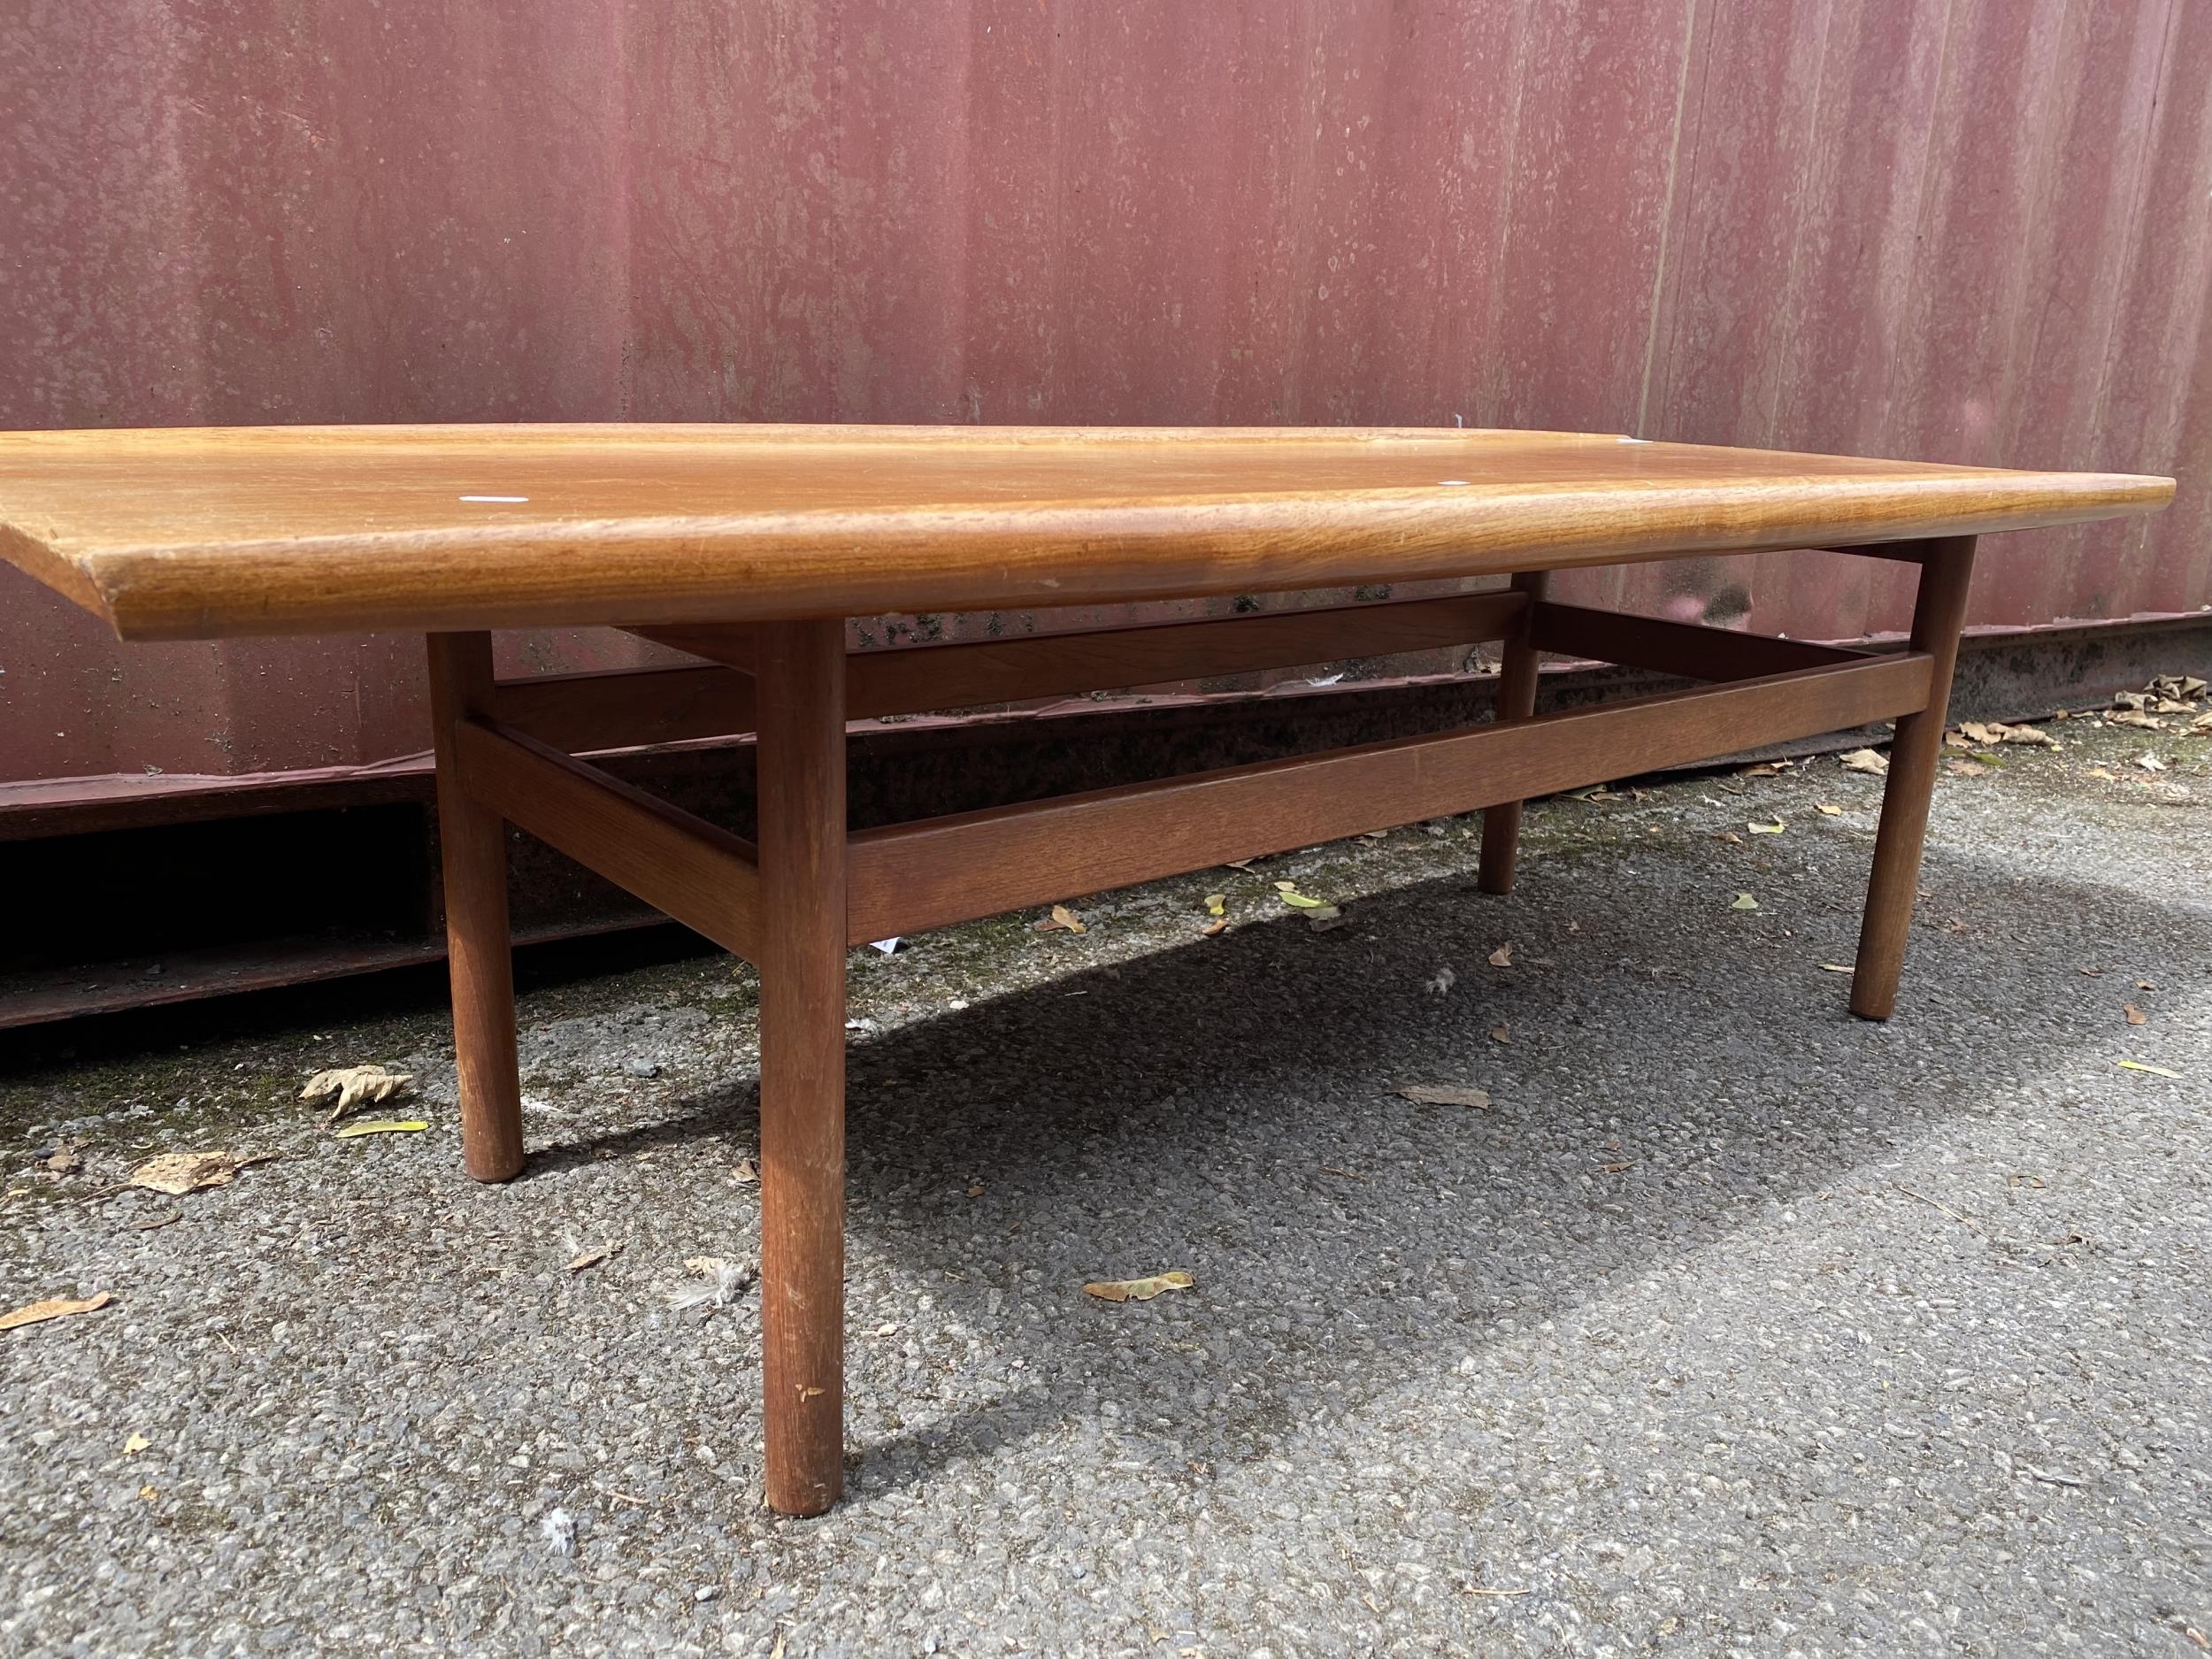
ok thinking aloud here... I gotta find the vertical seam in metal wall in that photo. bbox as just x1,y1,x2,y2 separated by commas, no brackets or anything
1633,0,1706,442
1886,0,1966,446
1477,0,1537,426
1765,0,1842,450
2084,0,2181,453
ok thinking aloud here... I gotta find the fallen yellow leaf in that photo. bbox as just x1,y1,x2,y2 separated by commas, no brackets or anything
1083,1271,1195,1303
123,1432,151,1455
1,1291,113,1333
1203,893,1226,917
2118,1060,2180,1079
1732,893,1760,910
1277,887,1330,910
1748,818,1786,834
332,1119,429,1139
1818,963,1853,973
1816,803,1844,817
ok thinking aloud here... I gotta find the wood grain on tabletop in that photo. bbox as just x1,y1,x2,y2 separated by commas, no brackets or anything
0,425,2173,640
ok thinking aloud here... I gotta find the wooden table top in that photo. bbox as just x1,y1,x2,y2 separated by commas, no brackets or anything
0,424,2170,640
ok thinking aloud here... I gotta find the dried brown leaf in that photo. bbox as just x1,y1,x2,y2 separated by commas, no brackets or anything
1034,904,1086,934
127,1151,265,1195
1083,1270,1194,1303
0,1291,112,1333
1840,749,1889,776
1487,943,1514,968
1396,1084,1492,1110
1816,803,1844,817
2124,1003,2147,1026
1489,1024,1510,1044
299,1064,414,1122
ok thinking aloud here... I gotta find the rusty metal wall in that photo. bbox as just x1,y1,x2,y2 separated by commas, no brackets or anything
3,0,2207,788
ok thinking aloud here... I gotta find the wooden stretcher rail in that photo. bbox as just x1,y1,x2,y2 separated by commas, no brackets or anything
634,589,1526,717
845,651,1935,942
451,717,763,961
497,590,1526,753
1530,601,1870,681
495,662,757,753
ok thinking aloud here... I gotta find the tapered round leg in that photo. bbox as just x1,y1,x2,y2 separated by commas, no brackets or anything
755,618,849,1516
1477,572,1550,894
426,632,525,1182
1851,538,1976,1019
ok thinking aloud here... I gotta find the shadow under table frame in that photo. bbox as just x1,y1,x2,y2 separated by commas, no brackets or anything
426,533,1976,1517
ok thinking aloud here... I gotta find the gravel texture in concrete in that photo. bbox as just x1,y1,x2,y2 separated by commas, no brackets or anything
3,708,2208,1657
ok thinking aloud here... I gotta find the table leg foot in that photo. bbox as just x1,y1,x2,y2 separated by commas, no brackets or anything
756,618,849,1517
1477,572,1550,894
426,633,525,1182
1850,538,1977,1021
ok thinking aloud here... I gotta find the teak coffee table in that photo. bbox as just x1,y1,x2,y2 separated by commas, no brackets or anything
0,424,2171,1513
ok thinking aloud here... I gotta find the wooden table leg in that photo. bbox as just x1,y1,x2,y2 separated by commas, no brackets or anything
755,618,849,1516
426,633,526,1182
1477,571,1550,894
1850,537,1977,1019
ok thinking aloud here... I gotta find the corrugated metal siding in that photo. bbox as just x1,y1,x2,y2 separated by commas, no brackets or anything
1,0,2204,786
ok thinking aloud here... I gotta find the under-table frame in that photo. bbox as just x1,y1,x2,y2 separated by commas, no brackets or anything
425,534,1974,1516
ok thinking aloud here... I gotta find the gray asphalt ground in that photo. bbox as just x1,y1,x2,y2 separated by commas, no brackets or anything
3,709,2208,1658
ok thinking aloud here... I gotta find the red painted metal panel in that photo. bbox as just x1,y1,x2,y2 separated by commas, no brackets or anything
0,0,2201,791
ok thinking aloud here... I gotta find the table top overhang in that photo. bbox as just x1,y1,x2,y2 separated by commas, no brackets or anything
0,424,2172,640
